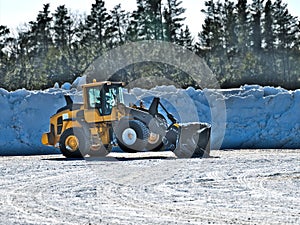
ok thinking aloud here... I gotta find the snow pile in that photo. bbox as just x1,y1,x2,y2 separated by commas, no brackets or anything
129,85,300,149
0,88,60,155
219,85,300,149
0,83,299,155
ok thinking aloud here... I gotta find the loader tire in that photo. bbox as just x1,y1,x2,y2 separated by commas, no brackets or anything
59,128,90,158
146,114,167,151
146,133,163,151
116,120,149,153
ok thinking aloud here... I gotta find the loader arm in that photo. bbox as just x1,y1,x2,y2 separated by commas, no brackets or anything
148,97,177,124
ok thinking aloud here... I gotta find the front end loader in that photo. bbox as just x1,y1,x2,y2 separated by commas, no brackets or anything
41,81,211,158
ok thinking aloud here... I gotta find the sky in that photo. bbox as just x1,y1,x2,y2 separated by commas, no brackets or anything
0,0,299,38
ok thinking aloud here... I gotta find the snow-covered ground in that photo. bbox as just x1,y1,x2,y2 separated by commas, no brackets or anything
0,80,299,155
0,149,299,224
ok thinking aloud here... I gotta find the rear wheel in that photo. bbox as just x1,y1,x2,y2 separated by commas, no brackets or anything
116,120,149,153
59,128,90,158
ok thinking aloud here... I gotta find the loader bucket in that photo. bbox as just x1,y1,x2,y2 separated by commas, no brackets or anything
173,122,211,158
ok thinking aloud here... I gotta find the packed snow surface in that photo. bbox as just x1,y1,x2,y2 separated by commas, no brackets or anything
0,150,299,224
0,83,300,155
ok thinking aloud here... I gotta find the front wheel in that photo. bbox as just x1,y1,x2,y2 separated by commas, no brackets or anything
115,120,149,153
59,128,90,158
146,133,163,151
146,114,167,151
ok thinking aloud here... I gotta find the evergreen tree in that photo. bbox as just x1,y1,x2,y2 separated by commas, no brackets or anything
220,0,239,85
273,0,298,49
127,0,164,41
0,26,11,88
127,0,148,41
198,0,223,51
31,4,53,54
148,0,164,40
197,0,225,82
31,4,53,89
222,0,238,55
5,28,32,89
178,25,193,50
250,0,264,52
84,0,111,54
7,4,53,90
263,0,275,50
236,0,250,52
50,5,75,84
272,0,300,86
262,0,276,84
163,0,186,43
110,4,129,45
72,16,97,77
53,5,73,49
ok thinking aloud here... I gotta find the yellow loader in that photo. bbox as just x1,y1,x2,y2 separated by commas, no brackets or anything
41,81,211,158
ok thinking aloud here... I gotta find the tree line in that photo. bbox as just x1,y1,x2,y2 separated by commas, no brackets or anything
0,0,299,91
197,0,300,89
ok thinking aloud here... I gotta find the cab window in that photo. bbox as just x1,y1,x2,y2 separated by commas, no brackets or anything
88,87,102,113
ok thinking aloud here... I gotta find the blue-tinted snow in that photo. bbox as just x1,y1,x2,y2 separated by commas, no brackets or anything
0,83,299,155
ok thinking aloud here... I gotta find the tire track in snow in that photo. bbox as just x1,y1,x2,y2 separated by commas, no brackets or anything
5,172,80,225
96,178,220,224
3,159,103,224
88,158,227,224
236,166,300,203
91,158,258,224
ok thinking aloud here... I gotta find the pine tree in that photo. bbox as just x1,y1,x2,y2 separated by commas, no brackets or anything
197,0,227,83
53,5,73,49
110,4,129,45
84,0,111,54
71,14,94,79
127,0,147,41
8,4,53,90
273,0,298,49
148,0,164,40
250,0,264,52
5,28,31,90
236,0,250,52
263,0,275,50
0,26,11,88
163,0,186,43
222,0,238,55
178,25,193,50
262,0,276,84
31,4,53,89
198,0,223,51
127,0,164,41
272,0,300,86
50,5,76,84
31,4,53,54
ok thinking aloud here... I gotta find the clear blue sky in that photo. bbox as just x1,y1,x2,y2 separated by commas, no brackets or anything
0,0,299,37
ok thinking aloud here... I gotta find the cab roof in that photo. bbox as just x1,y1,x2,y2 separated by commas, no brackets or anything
82,81,125,88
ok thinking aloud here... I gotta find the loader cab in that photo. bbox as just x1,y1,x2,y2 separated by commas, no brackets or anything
83,81,125,116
